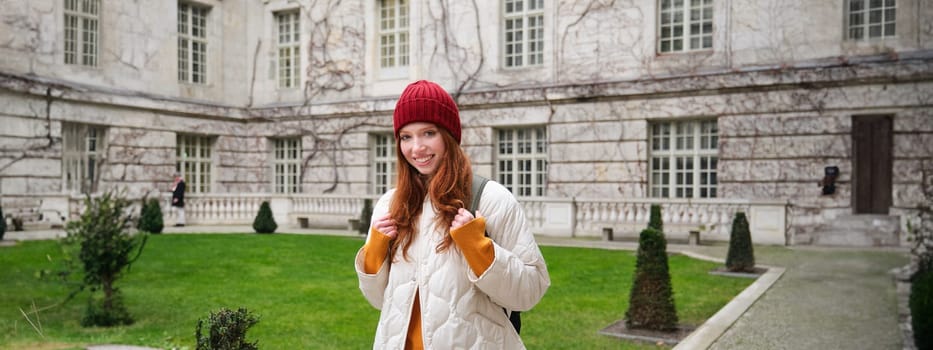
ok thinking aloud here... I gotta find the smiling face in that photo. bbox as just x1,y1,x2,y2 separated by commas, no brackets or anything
398,122,447,176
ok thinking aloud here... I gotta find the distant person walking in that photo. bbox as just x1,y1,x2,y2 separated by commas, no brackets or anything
171,172,186,227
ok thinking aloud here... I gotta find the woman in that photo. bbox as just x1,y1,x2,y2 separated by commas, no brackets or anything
355,80,550,349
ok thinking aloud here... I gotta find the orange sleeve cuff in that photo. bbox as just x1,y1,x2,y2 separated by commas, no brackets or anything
450,217,495,276
362,228,393,274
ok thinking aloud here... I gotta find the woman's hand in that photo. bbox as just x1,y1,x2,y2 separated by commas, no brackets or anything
451,208,480,230
372,214,398,239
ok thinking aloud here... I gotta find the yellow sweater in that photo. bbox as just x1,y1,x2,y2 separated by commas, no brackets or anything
362,218,494,350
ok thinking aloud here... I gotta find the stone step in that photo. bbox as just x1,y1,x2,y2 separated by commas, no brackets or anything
825,214,901,231
811,214,901,247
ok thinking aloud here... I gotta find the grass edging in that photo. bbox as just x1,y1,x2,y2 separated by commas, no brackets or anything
671,250,785,350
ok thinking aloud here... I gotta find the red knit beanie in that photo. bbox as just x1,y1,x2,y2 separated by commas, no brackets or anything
393,80,461,144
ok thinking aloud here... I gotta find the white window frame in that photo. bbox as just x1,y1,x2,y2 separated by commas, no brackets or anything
649,120,718,198
371,133,396,195
275,10,301,89
503,0,544,68
176,134,213,193
378,0,409,79
272,138,302,194
62,123,104,194
845,0,896,40
64,0,100,66
178,2,209,84
496,127,548,197
657,0,713,53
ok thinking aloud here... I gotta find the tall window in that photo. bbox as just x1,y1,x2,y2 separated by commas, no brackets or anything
649,120,718,198
272,138,302,194
64,0,99,66
658,0,713,53
378,0,409,73
496,127,547,197
846,0,896,40
62,123,104,194
178,2,208,84
503,0,544,68
371,134,396,194
275,11,300,89
176,134,213,193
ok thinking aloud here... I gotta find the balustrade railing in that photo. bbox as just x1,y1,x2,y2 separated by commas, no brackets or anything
63,192,787,244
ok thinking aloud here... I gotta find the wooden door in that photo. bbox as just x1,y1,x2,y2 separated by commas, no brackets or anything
852,115,893,214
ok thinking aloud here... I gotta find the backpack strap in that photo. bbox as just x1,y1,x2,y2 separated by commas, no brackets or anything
469,174,489,216
467,174,523,334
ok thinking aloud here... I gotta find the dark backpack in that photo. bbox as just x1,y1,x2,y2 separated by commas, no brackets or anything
469,174,522,335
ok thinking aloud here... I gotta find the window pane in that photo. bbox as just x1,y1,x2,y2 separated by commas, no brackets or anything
496,127,547,196
379,0,409,70
649,120,717,198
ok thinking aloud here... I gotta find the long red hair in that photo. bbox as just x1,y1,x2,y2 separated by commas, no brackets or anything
388,128,472,261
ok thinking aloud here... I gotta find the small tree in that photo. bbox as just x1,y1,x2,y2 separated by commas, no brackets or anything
63,191,148,327
648,204,663,232
725,212,755,272
358,198,373,235
252,201,277,234
0,205,6,240
196,307,260,350
625,227,678,331
138,198,164,234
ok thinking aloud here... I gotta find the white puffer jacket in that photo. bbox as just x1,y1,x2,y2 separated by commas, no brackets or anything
356,180,550,349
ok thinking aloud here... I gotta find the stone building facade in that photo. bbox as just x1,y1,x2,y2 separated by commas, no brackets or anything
1,0,931,245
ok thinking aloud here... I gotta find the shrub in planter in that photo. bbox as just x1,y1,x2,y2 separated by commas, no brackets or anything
358,198,373,235
63,191,148,327
725,212,756,272
625,227,678,331
252,201,277,234
648,204,663,232
196,307,260,350
138,198,164,234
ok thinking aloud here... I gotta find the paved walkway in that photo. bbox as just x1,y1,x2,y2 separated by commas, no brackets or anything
4,226,911,349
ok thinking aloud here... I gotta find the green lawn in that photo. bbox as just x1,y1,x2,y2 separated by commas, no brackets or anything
0,234,752,349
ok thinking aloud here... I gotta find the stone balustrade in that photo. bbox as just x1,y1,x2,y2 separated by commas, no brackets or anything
60,193,787,245
520,197,788,244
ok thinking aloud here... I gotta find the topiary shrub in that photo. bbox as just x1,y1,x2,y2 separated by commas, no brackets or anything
252,201,277,234
358,198,373,235
138,198,164,234
0,205,6,240
912,268,933,350
196,307,260,350
625,227,678,331
648,204,663,232
63,191,148,327
725,212,756,272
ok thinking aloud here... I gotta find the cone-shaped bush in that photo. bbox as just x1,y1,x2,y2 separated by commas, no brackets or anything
252,201,277,234
0,205,6,240
358,198,373,235
648,204,663,232
725,212,755,272
625,227,678,331
138,198,164,234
